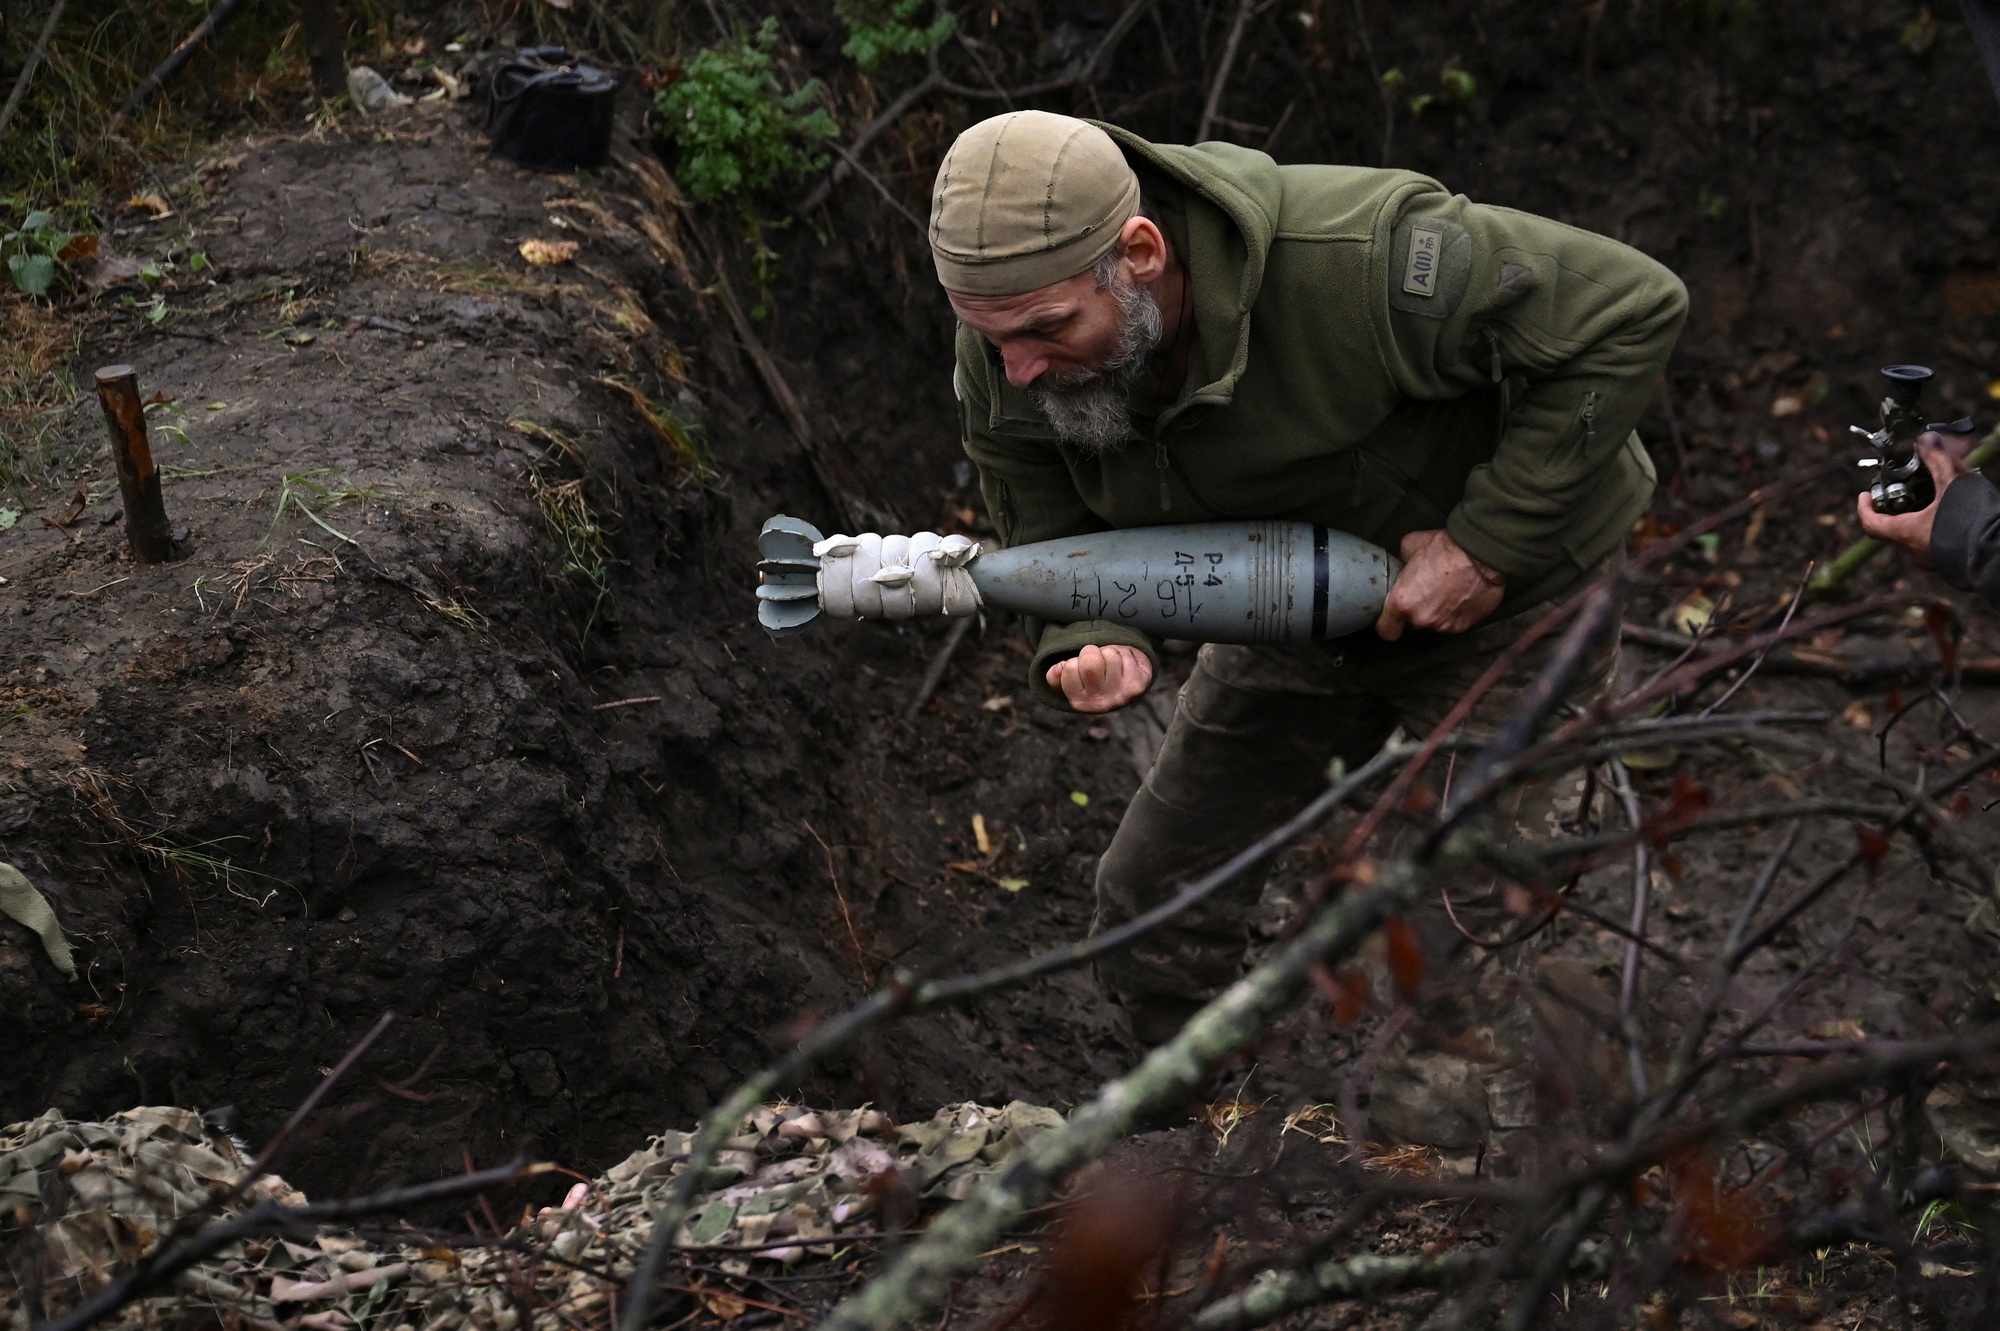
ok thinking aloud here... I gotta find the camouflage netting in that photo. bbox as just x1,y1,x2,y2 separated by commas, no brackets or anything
0,1100,1065,1330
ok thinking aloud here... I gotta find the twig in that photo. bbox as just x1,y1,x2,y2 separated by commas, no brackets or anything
0,0,66,140
801,70,944,216
827,140,928,234
804,819,871,984
1699,560,1813,716
804,0,1158,215
1348,0,1393,163
1656,372,1689,496
1621,620,2000,684
592,696,662,711
1197,0,1266,142
691,227,896,533
1610,759,1651,1096
1188,1238,1612,1330
241,1010,396,1191
902,617,975,720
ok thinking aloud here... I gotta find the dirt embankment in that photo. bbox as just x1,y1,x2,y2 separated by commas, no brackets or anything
0,108,1134,1195
3,0,2000,1206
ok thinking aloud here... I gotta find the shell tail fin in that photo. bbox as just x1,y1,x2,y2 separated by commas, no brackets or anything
756,515,824,637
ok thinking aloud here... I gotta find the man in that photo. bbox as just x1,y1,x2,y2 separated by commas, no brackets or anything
931,111,1688,1052
1857,432,2000,606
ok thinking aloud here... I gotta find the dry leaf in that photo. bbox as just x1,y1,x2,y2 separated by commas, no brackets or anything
128,192,174,218
698,1289,747,1318
971,813,992,856
1669,591,1714,636
1769,391,1804,418
996,877,1028,893
519,238,580,266
1742,505,1768,551
980,694,1012,711
1841,700,1874,729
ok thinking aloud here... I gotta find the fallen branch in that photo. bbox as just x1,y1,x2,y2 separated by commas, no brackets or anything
1622,621,2000,684
114,0,254,119
1191,1238,1612,1331
686,222,897,532
0,0,66,140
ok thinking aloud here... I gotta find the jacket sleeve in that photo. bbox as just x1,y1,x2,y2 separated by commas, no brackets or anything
1369,195,1688,582
954,325,1162,709
1931,471,2000,608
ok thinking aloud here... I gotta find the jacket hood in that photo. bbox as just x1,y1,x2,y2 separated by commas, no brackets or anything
1091,124,1286,412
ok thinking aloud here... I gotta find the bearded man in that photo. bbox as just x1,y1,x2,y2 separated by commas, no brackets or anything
931,112,1687,1080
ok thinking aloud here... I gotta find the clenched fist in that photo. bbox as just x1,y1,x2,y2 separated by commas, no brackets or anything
1046,643,1153,713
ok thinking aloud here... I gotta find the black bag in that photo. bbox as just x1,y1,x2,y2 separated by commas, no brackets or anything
488,47,618,171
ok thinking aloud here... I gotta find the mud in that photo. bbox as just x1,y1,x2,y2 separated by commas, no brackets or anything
3,2,2000,1264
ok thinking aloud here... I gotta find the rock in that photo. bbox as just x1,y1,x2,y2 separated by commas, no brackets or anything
347,66,412,115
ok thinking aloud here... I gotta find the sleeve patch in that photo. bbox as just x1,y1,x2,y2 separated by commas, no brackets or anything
1389,217,1471,319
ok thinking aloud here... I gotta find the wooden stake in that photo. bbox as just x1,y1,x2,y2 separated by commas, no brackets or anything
94,365,178,563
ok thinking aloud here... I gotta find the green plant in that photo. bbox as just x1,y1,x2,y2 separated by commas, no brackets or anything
654,19,838,205
1406,57,1477,117
837,0,954,71
260,469,390,548
3,209,94,297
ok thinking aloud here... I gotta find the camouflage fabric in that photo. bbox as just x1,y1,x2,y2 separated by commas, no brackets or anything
0,1106,305,1324
634,1100,1064,1267
0,1100,1064,1331
1093,568,1622,1044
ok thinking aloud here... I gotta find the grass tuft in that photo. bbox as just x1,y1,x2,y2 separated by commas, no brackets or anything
531,469,614,638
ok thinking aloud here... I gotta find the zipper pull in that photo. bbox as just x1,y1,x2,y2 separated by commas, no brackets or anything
1154,442,1172,511
1486,327,1503,385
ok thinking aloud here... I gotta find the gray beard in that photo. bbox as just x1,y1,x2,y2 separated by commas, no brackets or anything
1030,277,1164,455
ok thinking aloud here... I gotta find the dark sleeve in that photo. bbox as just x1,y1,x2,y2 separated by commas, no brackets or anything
1931,472,2000,608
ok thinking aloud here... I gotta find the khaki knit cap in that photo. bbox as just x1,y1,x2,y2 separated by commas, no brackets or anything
929,111,1141,296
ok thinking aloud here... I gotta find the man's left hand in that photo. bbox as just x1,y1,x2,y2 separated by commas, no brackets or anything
1376,528,1506,641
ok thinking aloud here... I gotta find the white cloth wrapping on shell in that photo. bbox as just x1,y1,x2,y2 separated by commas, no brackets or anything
812,532,983,619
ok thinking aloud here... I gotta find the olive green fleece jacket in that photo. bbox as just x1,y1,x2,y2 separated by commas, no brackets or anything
953,127,1688,708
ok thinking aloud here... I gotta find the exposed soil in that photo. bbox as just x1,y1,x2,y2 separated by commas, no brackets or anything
0,110,1137,1197
5,11,2000,1313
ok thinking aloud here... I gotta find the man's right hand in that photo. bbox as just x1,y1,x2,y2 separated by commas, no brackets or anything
1046,644,1153,713
1856,431,1973,566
